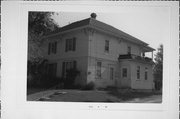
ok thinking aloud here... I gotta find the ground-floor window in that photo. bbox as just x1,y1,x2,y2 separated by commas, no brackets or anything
145,67,148,80
110,67,114,80
62,60,77,78
122,68,127,78
48,63,57,77
137,66,140,79
96,61,102,78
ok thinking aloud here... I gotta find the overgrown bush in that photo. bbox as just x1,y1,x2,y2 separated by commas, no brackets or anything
41,77,61,88
27,59,63,89
81,82,95,90
27,59,48,88
64,68,80,89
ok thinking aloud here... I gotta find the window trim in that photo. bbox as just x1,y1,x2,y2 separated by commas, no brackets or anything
122,68,127,78
48,41,57,55
65,37,76,52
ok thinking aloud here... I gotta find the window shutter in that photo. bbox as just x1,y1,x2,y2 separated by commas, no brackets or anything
54,41,57,54
62,62,65,77
54,63,57,76
73,37,76,51
48,43,51,55
65,39,68,52
51,43,53,53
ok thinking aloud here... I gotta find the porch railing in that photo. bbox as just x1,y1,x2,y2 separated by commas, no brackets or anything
118,54,153,63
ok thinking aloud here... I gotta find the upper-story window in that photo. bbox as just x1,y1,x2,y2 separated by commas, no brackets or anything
65,37,76,52
105,40,109,52
48,41,57,55
137,66,140,79
127,46,131,54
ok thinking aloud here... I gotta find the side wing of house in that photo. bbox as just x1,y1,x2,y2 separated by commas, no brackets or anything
84,27,154,90
86,28,152,88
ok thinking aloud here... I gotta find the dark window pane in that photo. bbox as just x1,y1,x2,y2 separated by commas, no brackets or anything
145,67,148,80
105,40,109,52
73,37,76,51
62,62,65,77
110,67,114,80
128,46,131,54
137,66,140,79
122,68,127,78
54,41,57,53
65,39,68,52
73,60,77,69
48,43,50,55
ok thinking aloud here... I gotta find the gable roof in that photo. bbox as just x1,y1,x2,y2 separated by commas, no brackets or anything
45,17,154,51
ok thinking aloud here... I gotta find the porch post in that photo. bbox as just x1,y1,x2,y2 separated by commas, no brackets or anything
152,51,154,60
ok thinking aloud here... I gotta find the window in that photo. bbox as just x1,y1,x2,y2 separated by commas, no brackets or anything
62,60,77,78
145,67,148,80
48,63,57,77
137,66,140,79
127,46,131,54
48,41,57,55
96,62,102,78
105,40,109,52
122,68,127,78
65,37,76,52
110,67,114,80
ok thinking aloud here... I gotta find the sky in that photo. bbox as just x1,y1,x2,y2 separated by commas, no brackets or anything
51,7,170,58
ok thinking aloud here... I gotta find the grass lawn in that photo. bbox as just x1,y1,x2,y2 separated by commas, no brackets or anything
29,89,162,103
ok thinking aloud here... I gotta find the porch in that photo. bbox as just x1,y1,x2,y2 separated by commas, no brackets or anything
118,54,153,63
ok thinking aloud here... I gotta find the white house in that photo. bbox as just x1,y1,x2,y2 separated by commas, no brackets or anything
42,13,155,90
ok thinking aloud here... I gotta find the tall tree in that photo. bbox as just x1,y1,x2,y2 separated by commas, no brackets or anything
153,44,163,90
27,12,59,88
28,12,59,62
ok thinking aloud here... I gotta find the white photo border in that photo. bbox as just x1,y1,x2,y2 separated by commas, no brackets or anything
2,1,179,119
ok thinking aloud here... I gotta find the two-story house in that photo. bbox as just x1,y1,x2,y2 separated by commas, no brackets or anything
42,13,155,90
